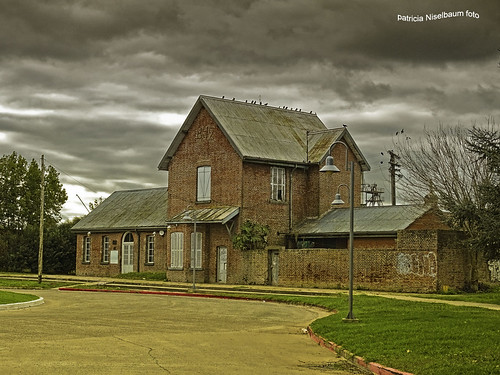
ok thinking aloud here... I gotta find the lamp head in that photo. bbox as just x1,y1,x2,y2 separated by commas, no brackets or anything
320,155,340,173
332,193,345,205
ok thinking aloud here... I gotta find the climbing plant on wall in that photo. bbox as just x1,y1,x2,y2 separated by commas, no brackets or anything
232,220,269,251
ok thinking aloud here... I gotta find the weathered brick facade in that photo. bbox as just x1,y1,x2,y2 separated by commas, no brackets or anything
76,230,167,277
73,96,497,292
163,100,364,284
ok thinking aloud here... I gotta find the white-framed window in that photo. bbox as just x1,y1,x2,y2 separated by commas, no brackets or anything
147,235,155,264
197,166,211,202
271,167,285,202
190,232,202,269
102,236,109,263
83,236,91,263
170,232,184,269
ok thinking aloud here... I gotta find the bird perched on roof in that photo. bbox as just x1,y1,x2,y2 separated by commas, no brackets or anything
343,124,348,128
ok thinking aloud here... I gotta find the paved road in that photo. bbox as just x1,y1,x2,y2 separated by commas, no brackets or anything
0,289,364,375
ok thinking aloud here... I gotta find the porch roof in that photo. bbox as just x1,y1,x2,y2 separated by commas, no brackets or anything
168,206,240,225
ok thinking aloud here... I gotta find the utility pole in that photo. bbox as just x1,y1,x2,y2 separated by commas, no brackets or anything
38,155,45,284
387,150,401,206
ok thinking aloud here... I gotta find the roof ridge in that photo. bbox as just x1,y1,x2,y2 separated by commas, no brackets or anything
200,94,319,116
113,187,167,193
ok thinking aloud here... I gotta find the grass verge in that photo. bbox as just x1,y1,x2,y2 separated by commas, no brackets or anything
0,278,72,289
114,271,167,281
0,290,39,304
310,294,499,375
410,286,500,305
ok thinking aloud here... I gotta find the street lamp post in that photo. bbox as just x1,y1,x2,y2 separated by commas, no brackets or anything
182,210,197,291
320,142,358,322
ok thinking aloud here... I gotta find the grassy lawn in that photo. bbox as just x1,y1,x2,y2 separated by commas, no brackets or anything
411,286,500,305
310,294,499,375
0,290,39,304
0,278,72,290
114,271,167,281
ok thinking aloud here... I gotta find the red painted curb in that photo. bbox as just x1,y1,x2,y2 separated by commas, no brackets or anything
58,287,260,301
306,326,413,375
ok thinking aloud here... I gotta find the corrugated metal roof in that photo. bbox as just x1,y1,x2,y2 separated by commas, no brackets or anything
204,97,327,163
168,206,239,224
72,188,168,232
158,96,370,171
293,205,430,236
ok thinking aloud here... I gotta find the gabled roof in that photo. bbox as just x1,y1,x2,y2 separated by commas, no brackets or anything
292,205,431,237
158,95,370,171
71,188,168,232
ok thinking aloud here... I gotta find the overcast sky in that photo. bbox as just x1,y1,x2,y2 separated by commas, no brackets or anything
1,0,499,219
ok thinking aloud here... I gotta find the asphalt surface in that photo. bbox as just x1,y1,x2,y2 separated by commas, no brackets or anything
0,288,366,375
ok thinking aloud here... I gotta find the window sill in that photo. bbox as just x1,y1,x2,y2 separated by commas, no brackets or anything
269,200,287,205
168,267,184,271
81,261,90,265
144,262,155,266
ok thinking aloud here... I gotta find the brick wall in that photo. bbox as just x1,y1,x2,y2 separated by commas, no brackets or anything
406,209,450,231
269,229,446,292
436,231,467,290
239,249,269,285
167,108,243,219
76,230,167,277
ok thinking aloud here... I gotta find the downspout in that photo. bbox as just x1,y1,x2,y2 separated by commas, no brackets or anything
289,164,298,231
136,229,141,273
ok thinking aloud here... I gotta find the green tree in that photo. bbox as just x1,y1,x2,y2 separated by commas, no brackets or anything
395,123,498,291
0,152,27,230
0,152,69,272
88,197,103,211
465,126,500,260
44,218,80,274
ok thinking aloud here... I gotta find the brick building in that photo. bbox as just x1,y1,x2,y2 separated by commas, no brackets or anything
72,95,496,291
73,188,168,276
158,95,369,284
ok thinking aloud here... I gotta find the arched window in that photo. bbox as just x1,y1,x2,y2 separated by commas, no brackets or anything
124,233,134,243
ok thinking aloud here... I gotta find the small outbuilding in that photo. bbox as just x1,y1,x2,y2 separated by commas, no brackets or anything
72,187,168,276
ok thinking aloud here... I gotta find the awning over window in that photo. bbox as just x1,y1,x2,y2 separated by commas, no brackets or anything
168,206,240,225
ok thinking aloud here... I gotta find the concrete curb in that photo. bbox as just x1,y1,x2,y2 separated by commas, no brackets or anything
306,326,414,375
0,297,44,311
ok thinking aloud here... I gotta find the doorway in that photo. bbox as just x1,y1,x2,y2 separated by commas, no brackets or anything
217,246,227,283
122,232,134,274
268,250,279,285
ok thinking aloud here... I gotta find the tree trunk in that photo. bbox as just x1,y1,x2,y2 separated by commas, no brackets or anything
465,248,479,292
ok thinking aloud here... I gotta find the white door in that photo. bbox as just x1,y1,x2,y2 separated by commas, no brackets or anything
217,246,227,283
122,233,134,274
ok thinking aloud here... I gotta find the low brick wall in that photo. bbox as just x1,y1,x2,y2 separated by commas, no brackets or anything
277,248,438,292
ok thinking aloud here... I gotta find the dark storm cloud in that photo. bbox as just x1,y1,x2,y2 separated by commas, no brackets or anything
0,0,499,217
